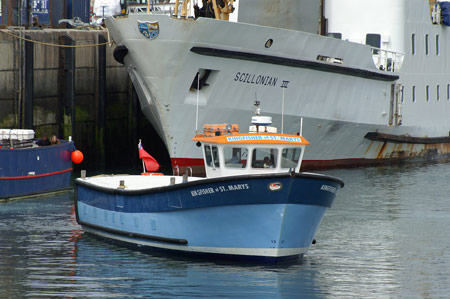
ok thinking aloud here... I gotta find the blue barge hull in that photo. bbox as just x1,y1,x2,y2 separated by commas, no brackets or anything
0,141,75,199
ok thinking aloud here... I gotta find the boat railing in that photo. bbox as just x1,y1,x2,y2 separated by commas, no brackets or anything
0,139,34,148
173,165,180,176
371,47,404,72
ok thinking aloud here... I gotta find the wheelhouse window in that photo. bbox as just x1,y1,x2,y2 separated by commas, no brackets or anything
224,147,248,168
437,85,440,101
412,86,416,102
204,145,220,168
281,148,302,169
412,34,416,55
251,148,278,169
425,34,429,55
426,85,430,102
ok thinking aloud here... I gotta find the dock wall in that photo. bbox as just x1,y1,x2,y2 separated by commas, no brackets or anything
0,29,170,172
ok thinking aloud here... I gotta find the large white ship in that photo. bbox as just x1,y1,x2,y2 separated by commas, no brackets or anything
106,0,450,174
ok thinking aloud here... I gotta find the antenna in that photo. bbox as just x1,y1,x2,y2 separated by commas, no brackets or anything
254,100,261,115
299,117,303,137
195,72,200,135
281,86,286,134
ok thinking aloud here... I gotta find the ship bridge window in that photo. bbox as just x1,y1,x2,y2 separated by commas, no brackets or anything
327,33,342,40
425,34,429,55
412,34,416,55
366,34,381,48
251,148,278,168
281,148,301,168
204,145,220,168
224,147,248,168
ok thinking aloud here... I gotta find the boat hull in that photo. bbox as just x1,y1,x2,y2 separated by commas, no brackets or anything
0,141,74,200
75,173,343,262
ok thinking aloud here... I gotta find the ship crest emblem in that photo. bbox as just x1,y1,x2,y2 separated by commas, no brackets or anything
138,21,159,40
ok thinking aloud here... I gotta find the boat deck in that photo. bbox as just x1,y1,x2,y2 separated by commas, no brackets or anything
78,175,204,191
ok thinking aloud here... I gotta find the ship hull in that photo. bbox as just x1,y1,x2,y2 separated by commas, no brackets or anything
106,12,450,173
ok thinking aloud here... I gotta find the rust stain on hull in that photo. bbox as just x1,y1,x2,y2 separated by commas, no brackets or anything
366,140,450,165
364,131,450,163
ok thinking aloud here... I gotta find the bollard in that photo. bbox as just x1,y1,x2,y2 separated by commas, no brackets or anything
118,180,125,189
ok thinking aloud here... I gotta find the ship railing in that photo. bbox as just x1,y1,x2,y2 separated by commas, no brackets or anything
127,0,234,20
186,167,193,177
127,3,175,15
173,165,180,176
371,47,404,72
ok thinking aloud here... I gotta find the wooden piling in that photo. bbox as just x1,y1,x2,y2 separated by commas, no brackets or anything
96,34,106,166
24,35,33,129
58,35,75,140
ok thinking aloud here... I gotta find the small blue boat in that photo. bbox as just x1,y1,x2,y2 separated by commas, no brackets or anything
0,129,80,201
75,105,344,262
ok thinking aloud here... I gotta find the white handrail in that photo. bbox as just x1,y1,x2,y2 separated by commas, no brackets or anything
371,47,404,73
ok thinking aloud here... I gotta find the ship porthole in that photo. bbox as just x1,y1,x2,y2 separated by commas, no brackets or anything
265,39,273,48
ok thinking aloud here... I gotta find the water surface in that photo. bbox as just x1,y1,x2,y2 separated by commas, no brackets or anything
1,163,450,298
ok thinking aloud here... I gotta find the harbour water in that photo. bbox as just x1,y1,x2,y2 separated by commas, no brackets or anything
1,163,450,298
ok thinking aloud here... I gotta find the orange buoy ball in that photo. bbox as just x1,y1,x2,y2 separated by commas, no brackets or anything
71,150,84,164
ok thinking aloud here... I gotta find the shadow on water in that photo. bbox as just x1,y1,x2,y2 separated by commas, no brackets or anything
74,233,325,298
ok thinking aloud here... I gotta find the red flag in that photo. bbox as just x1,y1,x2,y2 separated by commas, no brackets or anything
138,141,160,172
